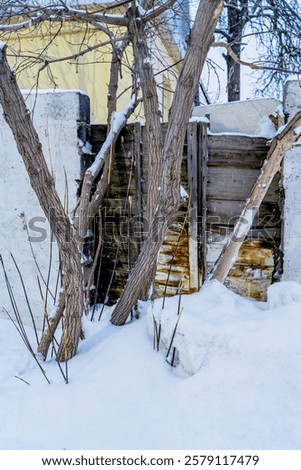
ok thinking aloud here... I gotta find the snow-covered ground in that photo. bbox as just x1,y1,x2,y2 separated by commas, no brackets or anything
0,280,301,450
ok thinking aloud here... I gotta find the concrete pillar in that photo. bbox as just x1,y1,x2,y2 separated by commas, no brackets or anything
281,81,301,283
0,90,90,327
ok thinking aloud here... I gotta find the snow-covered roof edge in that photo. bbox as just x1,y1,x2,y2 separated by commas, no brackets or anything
159,0,190,62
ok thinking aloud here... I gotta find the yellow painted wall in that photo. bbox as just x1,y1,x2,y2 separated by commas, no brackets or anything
3,21,180,123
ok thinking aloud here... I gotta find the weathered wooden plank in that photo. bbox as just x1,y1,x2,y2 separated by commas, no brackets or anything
207,167,259,200
208,151,268,169
199,122,208,280
207,227,280,246
90,123,107,145
155,271,186,284
134,122,144,253
154,210,191,297
206,239,275,266
207,199,280,225
207,134,269,152
234,240,275,265
228,264,274,278
156,260,190,272
207,167,280,201
181,156,189,187
90,122,280,304
153,284,191,297
140,126,148,199
224,277,272,301
187,122,199,291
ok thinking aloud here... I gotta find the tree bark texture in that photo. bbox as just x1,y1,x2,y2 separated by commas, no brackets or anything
129,7,163,224
0,45,83,362
211,111,301,283
111,0,224,325
37,291,65,358
107,41,129,124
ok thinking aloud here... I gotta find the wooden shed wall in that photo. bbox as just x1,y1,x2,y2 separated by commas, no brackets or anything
205,132,281,300
89,124,143,303
89,122,281,303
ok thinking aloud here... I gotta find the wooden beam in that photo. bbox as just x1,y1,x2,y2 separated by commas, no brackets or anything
199,122,208,281
187,122,199,291
134,122,143,253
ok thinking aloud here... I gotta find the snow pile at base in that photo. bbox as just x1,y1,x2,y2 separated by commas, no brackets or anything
1,281,301,449
267,280,301,307
148,280,301,376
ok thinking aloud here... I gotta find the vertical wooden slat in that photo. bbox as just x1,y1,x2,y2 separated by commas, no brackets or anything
187,122,199,291
134,122,143,254
199,122,208,281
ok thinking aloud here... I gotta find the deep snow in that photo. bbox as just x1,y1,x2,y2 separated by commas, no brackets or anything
0,281,301,450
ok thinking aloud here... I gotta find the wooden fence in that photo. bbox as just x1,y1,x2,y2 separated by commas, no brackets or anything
88,122,281,303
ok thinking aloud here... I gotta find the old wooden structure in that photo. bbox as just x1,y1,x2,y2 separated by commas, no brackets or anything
88,121,281,303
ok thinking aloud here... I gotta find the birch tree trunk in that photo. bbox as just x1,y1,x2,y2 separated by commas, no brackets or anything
0,44,83,362
111,0,224,325
211,111,301,283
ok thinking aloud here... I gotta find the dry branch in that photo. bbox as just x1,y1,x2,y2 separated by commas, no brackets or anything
77,94,140,246
0,6,129,31
37,291,65,359
213,40,301,75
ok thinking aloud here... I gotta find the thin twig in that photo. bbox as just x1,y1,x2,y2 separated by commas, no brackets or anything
20,212,55,300
3,308,50,384
15,376,30,386
166,305,183,360
213,40,301,75
153,315,161,352
0,261,50,382
9,252,39,347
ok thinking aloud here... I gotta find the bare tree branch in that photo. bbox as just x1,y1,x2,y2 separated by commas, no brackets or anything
143,0,178,22
0,4,129,31
77,93,141,250
213,40,301,75
216,0,301,98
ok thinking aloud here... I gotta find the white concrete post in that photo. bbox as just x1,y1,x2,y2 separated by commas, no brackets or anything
282,81,301,283
0,90,90,327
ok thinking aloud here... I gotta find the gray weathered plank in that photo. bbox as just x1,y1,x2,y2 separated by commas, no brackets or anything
187,122,199,291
